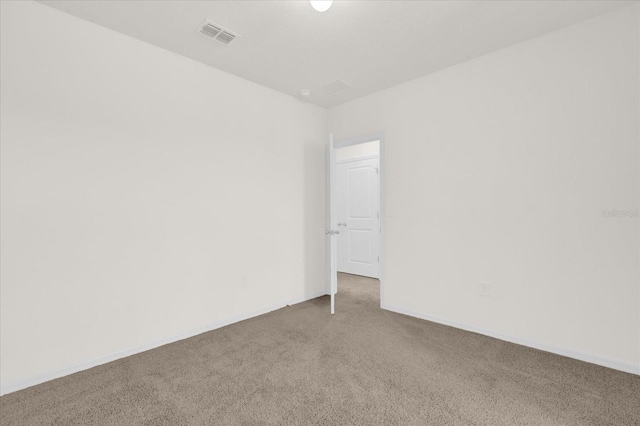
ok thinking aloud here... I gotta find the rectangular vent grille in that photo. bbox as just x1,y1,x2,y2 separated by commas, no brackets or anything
319,79,352,95
199,20,238,45
200,23,222,38
216,31,236,45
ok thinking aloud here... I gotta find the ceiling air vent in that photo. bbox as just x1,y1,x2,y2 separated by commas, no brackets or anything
319,79,352,95
199,20,238,45
215,31,236,45
200,22,222,38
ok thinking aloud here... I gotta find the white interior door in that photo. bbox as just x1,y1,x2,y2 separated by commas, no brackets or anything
326,134,338,314
337,157,380,278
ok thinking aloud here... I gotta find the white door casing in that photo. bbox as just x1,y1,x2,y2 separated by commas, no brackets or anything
336,157,380,279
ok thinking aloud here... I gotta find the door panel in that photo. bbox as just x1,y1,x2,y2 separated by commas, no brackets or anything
348,230,372,263
337,157,379,278
347,167,371,218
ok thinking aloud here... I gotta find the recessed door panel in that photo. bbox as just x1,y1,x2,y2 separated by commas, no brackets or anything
348,229,372,264
348,167,371,219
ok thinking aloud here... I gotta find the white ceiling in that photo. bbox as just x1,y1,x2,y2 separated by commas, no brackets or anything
39,0,632,107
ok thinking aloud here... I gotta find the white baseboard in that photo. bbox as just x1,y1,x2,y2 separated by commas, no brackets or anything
382,304,639,376
287,291,328,307
0,291,327,396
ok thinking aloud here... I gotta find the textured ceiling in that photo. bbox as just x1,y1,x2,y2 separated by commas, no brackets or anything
39,0,632,107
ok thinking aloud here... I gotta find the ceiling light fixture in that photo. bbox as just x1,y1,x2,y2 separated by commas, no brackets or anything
310,0,333,12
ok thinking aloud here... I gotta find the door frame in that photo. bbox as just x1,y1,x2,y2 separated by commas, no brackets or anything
333,132,386,308
336,154,379,164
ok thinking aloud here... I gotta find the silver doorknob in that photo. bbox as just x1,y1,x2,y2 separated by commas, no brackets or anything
335,230,340,234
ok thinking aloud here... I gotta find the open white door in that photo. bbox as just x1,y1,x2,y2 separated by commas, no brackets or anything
326,133,338,314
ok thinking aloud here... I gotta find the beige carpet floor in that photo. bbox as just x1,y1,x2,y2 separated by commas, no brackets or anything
1,273,639,425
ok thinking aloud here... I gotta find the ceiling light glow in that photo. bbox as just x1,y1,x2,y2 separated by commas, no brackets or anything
310,0,333,12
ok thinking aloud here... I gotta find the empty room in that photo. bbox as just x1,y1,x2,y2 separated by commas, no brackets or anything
0,0,638,425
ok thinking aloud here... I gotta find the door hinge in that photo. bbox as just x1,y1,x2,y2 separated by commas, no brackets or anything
375,167,379,174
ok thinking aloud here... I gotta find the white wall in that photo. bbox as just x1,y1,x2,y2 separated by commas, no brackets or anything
0,1,327,393
330,5,640,373
336,140,379,162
